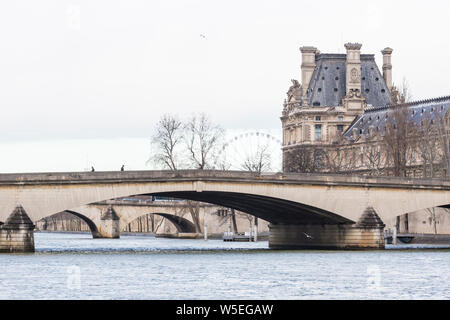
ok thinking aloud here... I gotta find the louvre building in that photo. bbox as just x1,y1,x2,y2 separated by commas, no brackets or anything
281,43,450,178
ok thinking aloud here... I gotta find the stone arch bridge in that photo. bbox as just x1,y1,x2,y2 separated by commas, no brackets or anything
64,199,216,237
0,170,449,252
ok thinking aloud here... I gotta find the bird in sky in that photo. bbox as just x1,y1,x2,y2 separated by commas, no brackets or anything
303,232,313,239
200,34,207,39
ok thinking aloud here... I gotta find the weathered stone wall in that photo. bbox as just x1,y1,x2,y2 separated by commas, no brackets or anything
0,205,35,253
0,228,35,253
269,224,385,250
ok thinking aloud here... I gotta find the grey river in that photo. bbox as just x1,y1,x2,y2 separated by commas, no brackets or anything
0,232,449,300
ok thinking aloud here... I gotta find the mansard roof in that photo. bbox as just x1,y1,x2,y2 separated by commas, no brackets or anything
344,96,450,141
305,54,392,108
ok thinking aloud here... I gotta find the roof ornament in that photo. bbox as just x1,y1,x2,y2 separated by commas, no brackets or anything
348,88,362,98
286,79,302,103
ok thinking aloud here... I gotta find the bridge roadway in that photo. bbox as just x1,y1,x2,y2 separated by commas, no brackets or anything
0,170,449,251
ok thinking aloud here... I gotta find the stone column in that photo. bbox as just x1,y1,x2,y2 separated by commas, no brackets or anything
342,43,365,112
0,205,35,253
268,207,385,250
381,47,393,92
97,206,120,238
300,46,318,98
345,43,362,95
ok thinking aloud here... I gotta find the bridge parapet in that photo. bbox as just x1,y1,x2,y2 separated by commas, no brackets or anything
0,170,449,190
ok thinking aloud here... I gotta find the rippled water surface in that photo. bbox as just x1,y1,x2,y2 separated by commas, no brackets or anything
1,232,449,299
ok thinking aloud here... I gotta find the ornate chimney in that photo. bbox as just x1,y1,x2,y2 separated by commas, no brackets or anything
344,43,362,95
381,47,393,92
342,43,365,112
300,46,318,98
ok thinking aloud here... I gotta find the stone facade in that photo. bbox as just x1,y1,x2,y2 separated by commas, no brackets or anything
282,43,391,150
281,43,450,179
97,206,120,238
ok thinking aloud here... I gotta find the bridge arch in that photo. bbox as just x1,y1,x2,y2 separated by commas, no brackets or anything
64,210,101,237
143,191,353,225
44,210,101,238
126,212,197,233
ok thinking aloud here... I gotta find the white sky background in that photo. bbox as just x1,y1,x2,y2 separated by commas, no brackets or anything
0,0,449,172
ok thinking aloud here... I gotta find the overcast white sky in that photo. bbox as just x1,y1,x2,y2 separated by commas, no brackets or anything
0,0,449,172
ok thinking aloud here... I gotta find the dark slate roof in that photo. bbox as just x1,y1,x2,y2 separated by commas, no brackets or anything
305,54,392,107
344,96,450,140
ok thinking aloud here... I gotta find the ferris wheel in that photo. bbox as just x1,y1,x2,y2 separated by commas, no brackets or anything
214,130,282,172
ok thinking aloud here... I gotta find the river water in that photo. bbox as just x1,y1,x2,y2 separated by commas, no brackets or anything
0,232,449,300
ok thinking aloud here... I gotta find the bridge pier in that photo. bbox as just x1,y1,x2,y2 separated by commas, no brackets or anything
269,207,386,250
0,205,35,253
96,206,120,238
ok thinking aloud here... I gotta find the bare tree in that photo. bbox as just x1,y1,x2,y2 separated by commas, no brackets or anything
283,146,314,173
383,106,418,177
216,208,238,233
437,109,450,179
241,143,272,173
150,114,184,170
184,113,224,170
417,114,440,178
149,113,225,233
391,78,413,104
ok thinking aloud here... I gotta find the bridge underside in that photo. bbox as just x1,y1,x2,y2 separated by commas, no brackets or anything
65,210,102,238
150,191,354,225
62,210,197,237
145,191,385,250
152,213,197,233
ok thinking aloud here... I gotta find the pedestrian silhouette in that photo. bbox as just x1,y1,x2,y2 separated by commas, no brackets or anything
121,165,125,171
91,166,95,172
